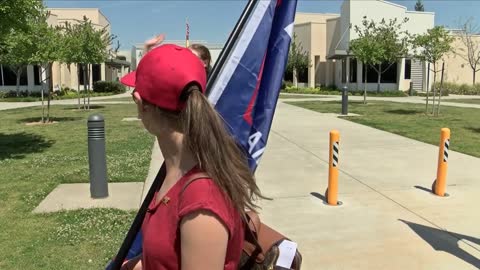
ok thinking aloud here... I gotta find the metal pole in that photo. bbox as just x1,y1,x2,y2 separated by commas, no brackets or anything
87,114,108,198
341,85,348,115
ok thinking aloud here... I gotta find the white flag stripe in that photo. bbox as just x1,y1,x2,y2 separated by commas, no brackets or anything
208,0,272,106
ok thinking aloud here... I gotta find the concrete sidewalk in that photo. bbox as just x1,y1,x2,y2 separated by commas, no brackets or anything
253,102,480,269
140,100,480,269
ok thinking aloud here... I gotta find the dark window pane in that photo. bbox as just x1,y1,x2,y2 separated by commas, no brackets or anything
34,65,41,85
404,59,411,80
363,62,397,83
1,65,27,86
349,58,357,83
92,64,101,83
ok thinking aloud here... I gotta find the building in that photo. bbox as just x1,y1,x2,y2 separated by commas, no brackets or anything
294,0,435,91
130,40,224,71
0,8,130,93
442,30,480,85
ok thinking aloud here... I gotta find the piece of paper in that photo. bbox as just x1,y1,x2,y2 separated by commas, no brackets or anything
276,240,298,268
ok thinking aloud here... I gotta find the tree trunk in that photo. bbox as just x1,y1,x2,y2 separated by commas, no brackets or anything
77,65,81,110
87,64,91,110
376,64,382,93
474,69,476,85
82,64,87,110
293,68,298,88
425,62,430,114
39,67,45,123
1,64,4,86
16,67,22,97
436,62,445,117
364,66,368,104
46,63,52,122
431,63,437,115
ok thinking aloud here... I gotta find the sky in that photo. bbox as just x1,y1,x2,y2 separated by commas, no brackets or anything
44,0,480,50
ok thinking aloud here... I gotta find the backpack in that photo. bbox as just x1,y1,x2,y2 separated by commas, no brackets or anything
183,173,303,270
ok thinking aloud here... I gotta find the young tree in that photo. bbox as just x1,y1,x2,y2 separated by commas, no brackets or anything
456,17,480,85
286,33,311,87
30,10,63,123
415,0,425,12
0,0,42,52
411,26,453,115
61,16,117,110
0,29,37,96
350,16,410,99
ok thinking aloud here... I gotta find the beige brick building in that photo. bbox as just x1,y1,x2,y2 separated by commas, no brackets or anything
0,8,130,93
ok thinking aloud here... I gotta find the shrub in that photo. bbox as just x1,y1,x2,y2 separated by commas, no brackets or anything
432,82,480,95
93,81,126,94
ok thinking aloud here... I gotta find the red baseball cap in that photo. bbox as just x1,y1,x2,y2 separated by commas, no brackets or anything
120,44,207,112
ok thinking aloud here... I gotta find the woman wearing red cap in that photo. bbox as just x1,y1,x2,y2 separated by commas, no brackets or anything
119,42,264,270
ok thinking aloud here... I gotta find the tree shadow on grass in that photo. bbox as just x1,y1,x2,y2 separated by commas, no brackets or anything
18,117,81,124
465,127,480,134
0,132,54,160
61,105,106,110
385,109,420,115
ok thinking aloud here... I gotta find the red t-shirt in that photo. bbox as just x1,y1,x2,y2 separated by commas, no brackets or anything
141,167,244,270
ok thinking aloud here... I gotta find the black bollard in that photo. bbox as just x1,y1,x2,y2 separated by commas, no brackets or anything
87,114,109,198
341,86,348,115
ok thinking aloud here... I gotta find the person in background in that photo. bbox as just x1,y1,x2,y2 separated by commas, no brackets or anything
143,34,212,76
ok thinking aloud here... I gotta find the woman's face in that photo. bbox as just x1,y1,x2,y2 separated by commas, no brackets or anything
132,90,157,134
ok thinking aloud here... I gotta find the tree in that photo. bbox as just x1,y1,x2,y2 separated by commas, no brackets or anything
30,10,63,123
415,0,425,12
0,0,42,52
456,17,480,85
60,16,117,110
0,28,37,96
411,26,453,115
350,16,410,101
286,33,311,87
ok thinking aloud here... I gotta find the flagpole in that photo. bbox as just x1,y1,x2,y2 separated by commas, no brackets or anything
186,18,189,48
205,0,259,95
108,163,167,270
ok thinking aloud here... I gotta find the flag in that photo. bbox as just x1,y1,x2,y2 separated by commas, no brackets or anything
106,1,297,268
208,0,297,171
186,18,190,47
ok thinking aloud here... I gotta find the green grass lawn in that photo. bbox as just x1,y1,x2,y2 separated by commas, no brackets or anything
441,98,480,105
97,97,134,102
279,94,327,99
0,104,153,269
286,100,480,158
0,92,119,102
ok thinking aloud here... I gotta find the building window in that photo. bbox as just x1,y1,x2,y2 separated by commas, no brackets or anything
78,64,85,85
298,67,308,83
92,64,101,83
0,65,28,86
34,65,41,85
362,61,398,83
349,58,357,83
341,59,346,83
404,59,411,80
